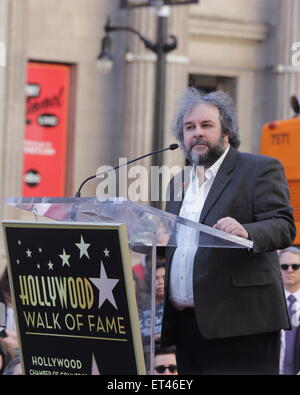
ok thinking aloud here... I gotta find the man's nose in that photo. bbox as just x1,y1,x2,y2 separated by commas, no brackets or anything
193,125,205,137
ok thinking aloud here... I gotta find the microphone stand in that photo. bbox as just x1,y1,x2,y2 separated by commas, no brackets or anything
75,144,178,198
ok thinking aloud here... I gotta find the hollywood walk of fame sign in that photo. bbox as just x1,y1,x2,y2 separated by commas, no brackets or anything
3,221,145,375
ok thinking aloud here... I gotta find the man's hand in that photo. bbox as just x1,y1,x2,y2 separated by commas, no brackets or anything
213,217,249,239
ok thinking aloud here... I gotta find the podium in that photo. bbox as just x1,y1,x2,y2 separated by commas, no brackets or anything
3,197,253,375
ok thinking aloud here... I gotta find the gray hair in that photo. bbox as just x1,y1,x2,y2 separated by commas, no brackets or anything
171,87,240,149
278,246,300,258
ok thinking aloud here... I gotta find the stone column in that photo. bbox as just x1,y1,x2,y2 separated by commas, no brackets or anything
275,0,300,119
0,0,28,270
121,7,156,165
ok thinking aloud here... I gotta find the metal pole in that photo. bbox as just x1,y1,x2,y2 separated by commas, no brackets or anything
149,232,157,375
151,9,169,208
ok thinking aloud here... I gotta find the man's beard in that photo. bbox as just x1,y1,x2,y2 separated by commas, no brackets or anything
183,134,227,167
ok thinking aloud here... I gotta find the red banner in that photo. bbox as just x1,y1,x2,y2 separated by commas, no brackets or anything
22,62,71,196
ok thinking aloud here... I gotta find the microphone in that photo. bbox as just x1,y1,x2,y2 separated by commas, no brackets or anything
75,143,179,197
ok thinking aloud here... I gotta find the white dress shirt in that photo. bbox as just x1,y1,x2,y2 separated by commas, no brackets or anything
279,288,300,374
169,145,230,309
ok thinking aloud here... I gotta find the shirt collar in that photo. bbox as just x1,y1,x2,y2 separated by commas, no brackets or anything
284,288,300,301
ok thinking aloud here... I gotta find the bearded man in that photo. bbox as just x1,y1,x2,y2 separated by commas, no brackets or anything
160,88,296,375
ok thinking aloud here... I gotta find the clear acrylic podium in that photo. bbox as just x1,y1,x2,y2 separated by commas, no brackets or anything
5,197,253,374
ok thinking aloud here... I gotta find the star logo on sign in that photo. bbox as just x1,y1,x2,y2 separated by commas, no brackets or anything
59,249,70,267
103,247,110,258
89,261,119,310
75,235,90,259
26,249,32,258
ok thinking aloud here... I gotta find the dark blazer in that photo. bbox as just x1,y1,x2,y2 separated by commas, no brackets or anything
161,147,296,346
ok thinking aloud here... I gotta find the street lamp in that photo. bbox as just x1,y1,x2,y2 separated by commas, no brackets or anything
96,33,114,73
97,16,176,70
97,10,177,207
98,1,199,205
